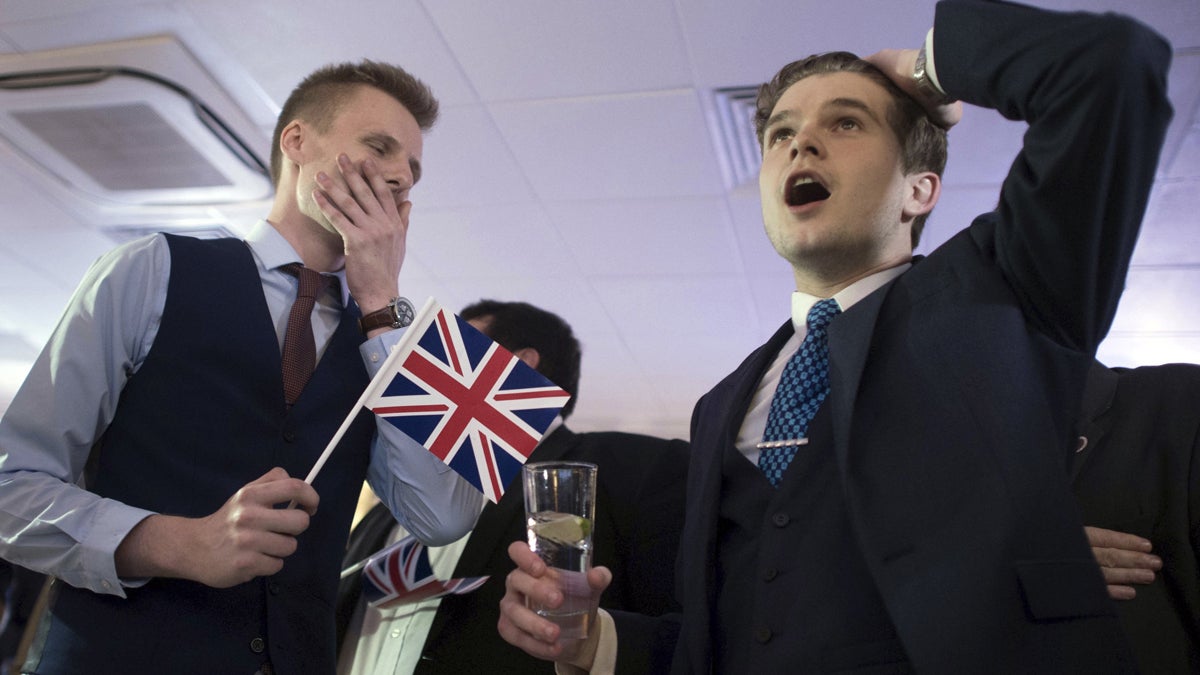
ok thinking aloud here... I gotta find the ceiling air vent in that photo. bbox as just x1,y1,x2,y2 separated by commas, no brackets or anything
0,36,272,208
707,86,761,190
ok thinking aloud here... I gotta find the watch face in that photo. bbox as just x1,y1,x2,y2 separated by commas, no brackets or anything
393,297,416,327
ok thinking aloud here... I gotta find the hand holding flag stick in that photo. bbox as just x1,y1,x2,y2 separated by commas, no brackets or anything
301,297,572,503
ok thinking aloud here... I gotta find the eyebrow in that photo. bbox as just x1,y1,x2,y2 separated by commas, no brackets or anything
764,96,884,132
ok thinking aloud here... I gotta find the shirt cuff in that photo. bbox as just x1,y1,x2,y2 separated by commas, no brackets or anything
359,327,408,376
923,28,946,95
554,609,617,675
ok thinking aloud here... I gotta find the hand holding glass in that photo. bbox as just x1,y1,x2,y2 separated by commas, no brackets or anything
522,461,597,640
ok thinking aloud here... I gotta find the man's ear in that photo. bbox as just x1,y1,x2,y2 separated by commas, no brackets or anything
512,347,541,371
902,171,941,219
278,119,307,166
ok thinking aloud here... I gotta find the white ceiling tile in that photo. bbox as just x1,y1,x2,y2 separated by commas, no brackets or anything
182,0,478,107
417,105,537,208
489,90,725,201
407,204,580,280
417,276,623,363
941,112,1024,187
590,275,760,340
676,0,939,89
918,186,1002,254
0,286,76,347
1110,267,1200,334
0,226,115,289
545,196,738,276
0,0,168,25
1131,180,1200,265
0,243,46,291
1158,52,1200,178
1164,128,1200,179
424,0,692,101
1,4,193,52
745,273,799,340
1098,334,1200,368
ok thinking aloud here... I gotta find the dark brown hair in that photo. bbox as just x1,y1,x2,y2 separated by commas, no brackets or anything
754,52,947,246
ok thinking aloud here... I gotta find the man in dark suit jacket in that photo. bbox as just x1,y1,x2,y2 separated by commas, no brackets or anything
1073,361,1200,672
336,299,688,674
498,1,1173,673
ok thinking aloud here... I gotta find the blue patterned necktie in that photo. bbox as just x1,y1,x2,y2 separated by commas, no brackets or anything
758,298,841,486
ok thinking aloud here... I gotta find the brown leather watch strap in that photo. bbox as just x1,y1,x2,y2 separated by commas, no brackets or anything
358,305,397,334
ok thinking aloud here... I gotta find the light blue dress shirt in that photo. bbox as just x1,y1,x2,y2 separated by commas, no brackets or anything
0,220,481,596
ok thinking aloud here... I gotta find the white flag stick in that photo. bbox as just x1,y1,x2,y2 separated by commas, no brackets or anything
301,296,439,486
340,556,369,580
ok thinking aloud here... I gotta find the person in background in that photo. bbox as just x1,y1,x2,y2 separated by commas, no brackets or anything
336,299,688,674
0,60,481,674
0,562,44,675
498,0,1172,672
1074,360,1200,672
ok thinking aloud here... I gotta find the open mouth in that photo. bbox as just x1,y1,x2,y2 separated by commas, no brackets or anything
786,176,831,207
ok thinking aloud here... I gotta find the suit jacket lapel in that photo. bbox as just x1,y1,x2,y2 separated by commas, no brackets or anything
682,321,792,672
827,282,890,470
1070,362,1118,482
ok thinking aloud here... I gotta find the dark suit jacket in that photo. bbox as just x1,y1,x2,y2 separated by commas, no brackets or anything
1073,362,1200,673
337,425,689,674
614,1,1173,673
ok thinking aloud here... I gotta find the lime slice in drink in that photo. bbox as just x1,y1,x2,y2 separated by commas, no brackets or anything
534,513,591,544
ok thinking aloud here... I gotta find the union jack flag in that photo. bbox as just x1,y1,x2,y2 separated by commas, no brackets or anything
366,300,572,502
361,534,489,608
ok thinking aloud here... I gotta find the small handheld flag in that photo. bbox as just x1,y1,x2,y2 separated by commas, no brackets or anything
302,298,571,503
350,534,488,608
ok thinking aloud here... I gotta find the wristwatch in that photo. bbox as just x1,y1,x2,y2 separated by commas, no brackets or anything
912,45,955,106
358,296,415,334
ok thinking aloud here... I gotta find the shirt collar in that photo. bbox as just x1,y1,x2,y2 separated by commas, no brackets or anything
789,262,911,332
246,220,350,305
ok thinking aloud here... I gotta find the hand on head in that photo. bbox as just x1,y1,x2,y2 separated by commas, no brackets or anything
312,153,409,312
864,49,963,130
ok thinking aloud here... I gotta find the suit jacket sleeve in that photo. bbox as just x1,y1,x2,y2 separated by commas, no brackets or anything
934,0,1172,352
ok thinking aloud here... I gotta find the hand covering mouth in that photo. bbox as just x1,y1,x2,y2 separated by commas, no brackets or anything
786,176,831,207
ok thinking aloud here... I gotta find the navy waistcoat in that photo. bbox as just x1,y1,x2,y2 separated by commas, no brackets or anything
713,405,911,673
26,234,376,675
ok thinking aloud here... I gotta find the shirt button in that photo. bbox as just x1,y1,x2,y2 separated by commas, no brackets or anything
763,568,778,582
755,627,772,643
101,580,112,590
772,512,790,527
250,637,266,653
370,352,381,363
390,628,403,639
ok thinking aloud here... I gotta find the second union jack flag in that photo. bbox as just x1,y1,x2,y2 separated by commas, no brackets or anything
361,534,489,608
367,301,572,502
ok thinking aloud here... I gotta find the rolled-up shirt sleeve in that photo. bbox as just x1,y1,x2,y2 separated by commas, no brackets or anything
0,235,167,596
